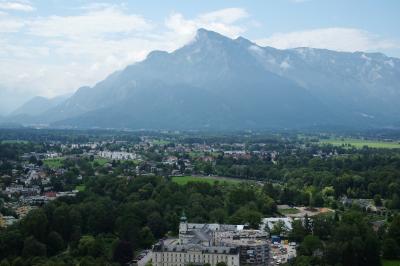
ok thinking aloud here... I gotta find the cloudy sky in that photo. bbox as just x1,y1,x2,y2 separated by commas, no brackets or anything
1,0,399,114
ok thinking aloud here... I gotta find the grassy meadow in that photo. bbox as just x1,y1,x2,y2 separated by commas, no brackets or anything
319,138,400,149
43,158,65,168
382,260,400,266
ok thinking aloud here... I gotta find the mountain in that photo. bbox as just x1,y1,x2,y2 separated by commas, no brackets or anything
22,29,400,129
11,95,70,117
247,46,400,123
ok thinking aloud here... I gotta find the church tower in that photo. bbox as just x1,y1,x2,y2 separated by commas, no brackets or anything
179,211,188,244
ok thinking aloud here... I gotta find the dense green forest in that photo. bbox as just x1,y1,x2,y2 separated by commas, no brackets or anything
0,175,276,265
1,173,399,265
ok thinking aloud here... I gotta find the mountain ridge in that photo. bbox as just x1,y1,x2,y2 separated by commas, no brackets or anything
6,28,400,130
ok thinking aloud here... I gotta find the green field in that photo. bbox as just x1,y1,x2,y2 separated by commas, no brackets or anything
152,139,170,145
171,175,243,185
320,138,400,149
75,185,86,192
43,158,64,168
383,260,400,266
92,158,109,166
1,140,29,144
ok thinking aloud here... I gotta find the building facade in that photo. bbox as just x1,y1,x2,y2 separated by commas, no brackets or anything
152,243,240,266
152,214,268,266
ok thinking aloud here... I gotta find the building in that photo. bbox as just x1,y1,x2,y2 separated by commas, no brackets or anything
0,215,18,228
98,151,138,160
152,213,269,266
152,243,239,266
216,230,269,266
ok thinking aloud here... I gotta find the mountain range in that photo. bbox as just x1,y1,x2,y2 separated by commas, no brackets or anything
7,28,400,130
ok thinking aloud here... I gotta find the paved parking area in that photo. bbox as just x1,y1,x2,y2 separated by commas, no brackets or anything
269,241,297,265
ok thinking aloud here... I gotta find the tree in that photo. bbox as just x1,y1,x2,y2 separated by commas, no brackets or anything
164,212,179,234
46,231,65,256
312,216,334,240
298,235,322,256
0,229,24,258
78,235,104,258
229,207,262,229
270,220,289,236
216,262,227,266
363,234,381,266
390,193,400,209
52,205,71,241
22,237,46,258
147,212,166,239
21,209,48,242
382,238,400,259
139,227,155,248
373,194,382,206
388,215,400,245
209,208,227,224
289,219,306,242
11,257,24,266
113,239,133,265
0,259,10,266
311,193,324,207
292,256,313,266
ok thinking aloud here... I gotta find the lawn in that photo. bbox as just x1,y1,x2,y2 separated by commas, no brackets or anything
75,185,86,192
92,158,109,166
382,260,400,266
171,175,243,185
43,158,64,168
319,138,400,149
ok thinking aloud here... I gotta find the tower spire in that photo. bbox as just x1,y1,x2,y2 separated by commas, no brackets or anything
180,210,187,222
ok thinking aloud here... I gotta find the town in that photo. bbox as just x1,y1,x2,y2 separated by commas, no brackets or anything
0,129,399,265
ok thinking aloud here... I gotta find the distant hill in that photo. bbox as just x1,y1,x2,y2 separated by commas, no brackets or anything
10,29,400,130
11,95,70,117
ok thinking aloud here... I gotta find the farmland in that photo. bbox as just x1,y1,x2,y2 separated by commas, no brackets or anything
319,138,400,149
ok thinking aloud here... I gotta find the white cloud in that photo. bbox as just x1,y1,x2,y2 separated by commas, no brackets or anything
0,6,253,114
280,59,291,70
28,7,152,38
165,7,249,39
0,1,35,12
0,12,24,32
198,7,249,24
256,27,398,52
